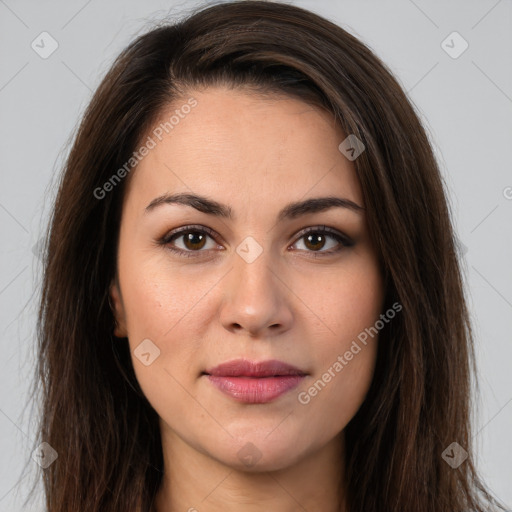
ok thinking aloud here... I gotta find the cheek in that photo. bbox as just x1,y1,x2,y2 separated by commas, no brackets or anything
122,277,206,365
293,249,384,345
117,251,210,406
294,342,377,453
293,252,383,426
119,246,212,343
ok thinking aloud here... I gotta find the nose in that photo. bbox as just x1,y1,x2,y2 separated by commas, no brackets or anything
219,244,294,338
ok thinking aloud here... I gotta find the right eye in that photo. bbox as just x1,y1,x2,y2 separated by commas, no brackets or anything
158,225,222,258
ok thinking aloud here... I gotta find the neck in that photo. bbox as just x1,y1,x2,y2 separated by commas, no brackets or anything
154,428,347,512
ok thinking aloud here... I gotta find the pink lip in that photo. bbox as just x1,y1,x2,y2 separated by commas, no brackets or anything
204,359,307,404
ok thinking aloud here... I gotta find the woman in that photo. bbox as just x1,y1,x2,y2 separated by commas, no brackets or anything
29,1,507,511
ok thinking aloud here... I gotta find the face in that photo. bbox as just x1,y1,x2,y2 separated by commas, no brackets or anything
110,86,384,472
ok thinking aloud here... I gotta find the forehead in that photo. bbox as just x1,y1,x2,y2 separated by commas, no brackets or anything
124,86,362,218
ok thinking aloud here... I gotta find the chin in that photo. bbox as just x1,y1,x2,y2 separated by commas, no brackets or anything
209,433,307,473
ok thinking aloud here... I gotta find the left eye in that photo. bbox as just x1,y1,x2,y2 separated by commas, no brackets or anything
293,230,346,253
159,225,352,257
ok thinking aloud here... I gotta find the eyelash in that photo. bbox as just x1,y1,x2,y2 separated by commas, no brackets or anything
157,224,354,259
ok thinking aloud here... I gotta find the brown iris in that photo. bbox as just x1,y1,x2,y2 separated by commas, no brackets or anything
304,233,326,251
183,231,207,251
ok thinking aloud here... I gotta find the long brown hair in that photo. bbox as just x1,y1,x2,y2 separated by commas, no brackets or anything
24,1,506,510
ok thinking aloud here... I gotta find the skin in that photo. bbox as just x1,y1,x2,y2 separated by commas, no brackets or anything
109,85,385,512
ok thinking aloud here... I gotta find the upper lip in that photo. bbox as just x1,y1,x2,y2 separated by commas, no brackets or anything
204,359,307,377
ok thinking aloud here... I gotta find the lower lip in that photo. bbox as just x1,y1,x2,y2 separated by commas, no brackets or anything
207,375,305,403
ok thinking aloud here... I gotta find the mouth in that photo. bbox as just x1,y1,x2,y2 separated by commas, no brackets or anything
203,359,308,404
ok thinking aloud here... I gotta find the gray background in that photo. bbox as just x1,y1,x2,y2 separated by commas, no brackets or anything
0,0,511,510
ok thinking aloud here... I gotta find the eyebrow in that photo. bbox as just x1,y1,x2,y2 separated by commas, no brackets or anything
145,192,364,221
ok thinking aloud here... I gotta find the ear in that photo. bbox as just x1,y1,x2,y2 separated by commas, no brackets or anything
109,279,128,338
